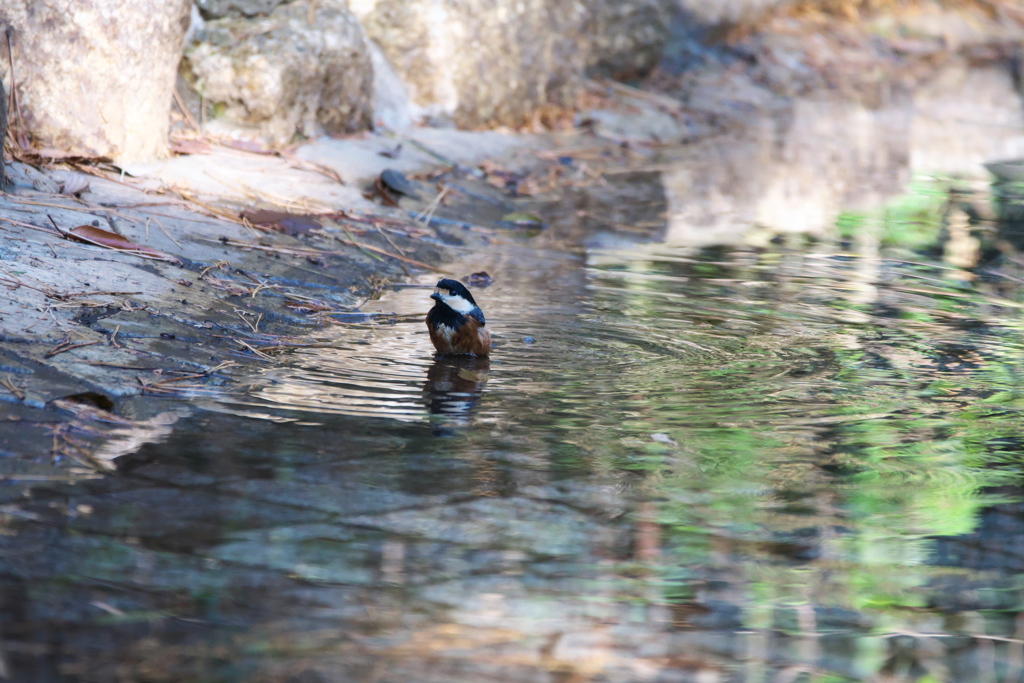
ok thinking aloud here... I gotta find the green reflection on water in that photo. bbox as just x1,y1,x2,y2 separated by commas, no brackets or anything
837,176,950,249
574,209,1024,669
12,176,1024,681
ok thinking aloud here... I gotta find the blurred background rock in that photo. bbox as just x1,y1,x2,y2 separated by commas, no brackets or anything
0,0,191,163
0,0,1021,160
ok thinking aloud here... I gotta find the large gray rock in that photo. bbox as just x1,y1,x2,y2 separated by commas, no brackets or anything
676,0,791,25
352,0,588,128
583,0,673,80
0,75,6,187
0,0,191,163
194,0,289,19
183,0,374,143
351,0,671,128
367,40,415,130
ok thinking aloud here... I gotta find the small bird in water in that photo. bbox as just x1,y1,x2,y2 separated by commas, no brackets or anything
426,278,491,356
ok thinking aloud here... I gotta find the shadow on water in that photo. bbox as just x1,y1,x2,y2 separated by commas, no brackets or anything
10,65,1024,682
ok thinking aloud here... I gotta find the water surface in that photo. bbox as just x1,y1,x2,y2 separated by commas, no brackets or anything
9,67,1024,677
7,197,1024,681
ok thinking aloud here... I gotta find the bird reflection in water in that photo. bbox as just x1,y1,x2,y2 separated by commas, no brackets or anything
422,355,490,436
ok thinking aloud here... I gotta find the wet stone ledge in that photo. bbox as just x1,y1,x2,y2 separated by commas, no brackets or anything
0,159,477,472
0,118,660,478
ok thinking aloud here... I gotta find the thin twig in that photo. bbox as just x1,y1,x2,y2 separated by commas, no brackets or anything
0,376,24,400
276,149,345,185
5,197,138,221
146,216,182,248
44,338,103,358
22,308,52,332
233,338,275,361
0,215,62,237
199,260,229,278
61,291,142,298
414,185,449,225
339,225,383,262
0,274,52,297
4,25,26,146
171,86,201,132
235,310,262,333
46,214,65,235
196,236,445,272
88,361,154,370
175,190,244,224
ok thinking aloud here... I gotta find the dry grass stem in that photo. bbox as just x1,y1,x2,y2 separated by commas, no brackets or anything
197,236,443,271
199,260,230,278
44,338,104,358
146,216,182,248
414,185,450,225
5,197,138,222
175,190,244,224
172,86,201,132
236,310,263,333
0,215,63,237
0,376,25,400
233,338,276,362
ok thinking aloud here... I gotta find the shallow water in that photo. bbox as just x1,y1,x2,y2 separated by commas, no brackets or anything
10,59,1024,677
7,183,1024,681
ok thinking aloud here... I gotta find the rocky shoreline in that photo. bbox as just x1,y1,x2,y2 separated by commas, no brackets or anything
0,125,582,465
0,0,1021,465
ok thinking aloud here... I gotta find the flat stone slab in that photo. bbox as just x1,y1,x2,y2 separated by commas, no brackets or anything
0,86,671,475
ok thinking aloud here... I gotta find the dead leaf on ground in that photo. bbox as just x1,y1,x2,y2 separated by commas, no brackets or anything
479,160,526,192
66,225,182,264
240,209,321,236
170,139,213,155
372,176,402,207
222,139,270,154
60,175,90,196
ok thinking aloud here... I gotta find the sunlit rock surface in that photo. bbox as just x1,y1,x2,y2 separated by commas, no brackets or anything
0,0,191,163
367,40,416,130
183,0,374,143
0,75,6,187
350,0,671,128
676,0,790,25
352,0,586,127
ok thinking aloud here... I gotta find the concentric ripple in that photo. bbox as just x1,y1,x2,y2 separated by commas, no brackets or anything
215,241,1024,443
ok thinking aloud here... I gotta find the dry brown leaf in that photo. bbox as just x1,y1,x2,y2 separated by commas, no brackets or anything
60,175,90,196
240,209,321,236
170,139,212,155
222,139,269,154
66,225,181,264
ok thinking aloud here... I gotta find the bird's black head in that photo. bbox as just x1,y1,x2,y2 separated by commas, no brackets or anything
430,278,479,311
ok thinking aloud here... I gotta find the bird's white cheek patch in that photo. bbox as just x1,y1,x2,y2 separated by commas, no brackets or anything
442,294,475,314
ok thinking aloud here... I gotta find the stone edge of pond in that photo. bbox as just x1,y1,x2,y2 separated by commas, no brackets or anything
0,99,683,467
